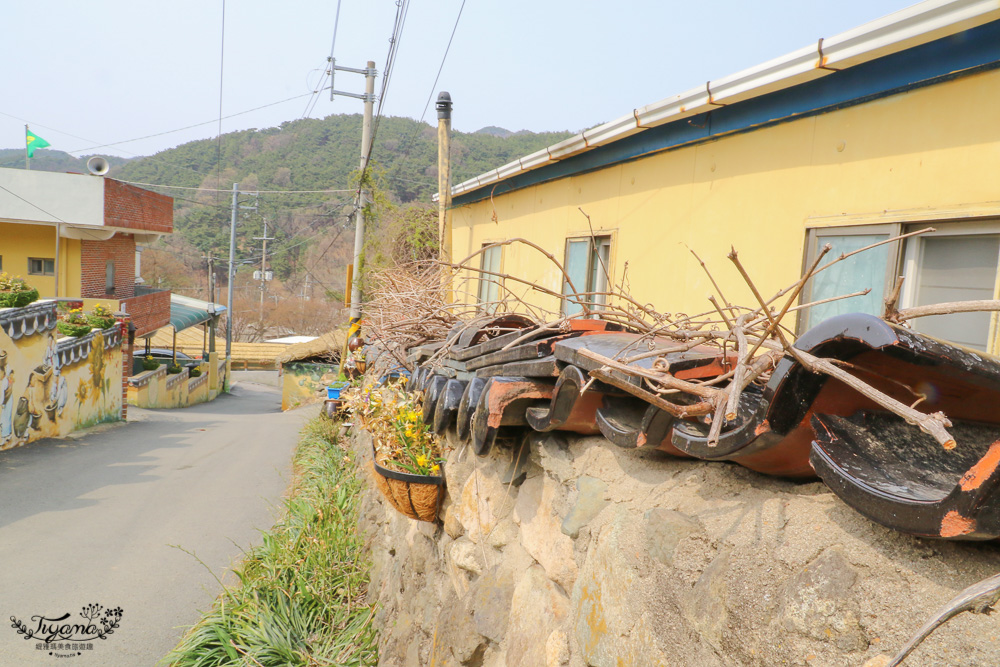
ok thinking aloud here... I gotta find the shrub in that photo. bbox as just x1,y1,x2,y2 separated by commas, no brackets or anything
0,273,39,308
141,356,160,371
87,304,117,330
189,368,202,377
166,364,184,375
57,307,92,338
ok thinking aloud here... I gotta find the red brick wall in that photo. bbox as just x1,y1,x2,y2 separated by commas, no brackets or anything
81,233,136,299
104,179,173,234
120,289,171,337
118,315,132,418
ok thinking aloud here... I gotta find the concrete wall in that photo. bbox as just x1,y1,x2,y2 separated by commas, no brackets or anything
0,170,104,227
451,68,1000,335
128,353,228,409
0,301,123,449
354,425,1000,667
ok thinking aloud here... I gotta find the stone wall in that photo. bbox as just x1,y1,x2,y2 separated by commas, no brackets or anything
353,426,1000,667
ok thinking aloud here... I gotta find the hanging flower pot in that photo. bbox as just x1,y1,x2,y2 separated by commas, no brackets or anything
345,378,448,522
370,448,445,522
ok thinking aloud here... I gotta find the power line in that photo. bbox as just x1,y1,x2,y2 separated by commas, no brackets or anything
384,0,466,193
216,0,228,200
302,0,344,120
58,92,316,155
118,180,357,194
356,0,410,194
0,183,69,224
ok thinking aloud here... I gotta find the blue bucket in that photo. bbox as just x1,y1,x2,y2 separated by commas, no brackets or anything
327,382,349,400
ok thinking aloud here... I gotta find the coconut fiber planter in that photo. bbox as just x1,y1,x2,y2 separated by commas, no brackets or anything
370,452,445,523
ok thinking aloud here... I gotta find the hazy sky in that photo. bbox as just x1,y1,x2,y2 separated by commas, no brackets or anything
0,1,917,161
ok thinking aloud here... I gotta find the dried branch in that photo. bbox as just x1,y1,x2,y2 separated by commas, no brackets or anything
895,300,1000,323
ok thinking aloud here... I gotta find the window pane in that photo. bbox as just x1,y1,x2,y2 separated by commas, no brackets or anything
477,245,502,312
563,240,590,316
590,239,611,310
804,234,889,329
912,235,999,351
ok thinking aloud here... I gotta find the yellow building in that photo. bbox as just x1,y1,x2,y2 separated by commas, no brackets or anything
448,0,1000,353
0,169,173,336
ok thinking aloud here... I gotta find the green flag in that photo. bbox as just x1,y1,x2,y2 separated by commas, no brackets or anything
26,129,50,158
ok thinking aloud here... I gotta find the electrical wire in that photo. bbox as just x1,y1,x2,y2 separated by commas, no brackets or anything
384,0,467,193
60,93,317,155
355,0,410,194
118,180,357,194
0,183,69,224
302,0,343,120
216,0,228,200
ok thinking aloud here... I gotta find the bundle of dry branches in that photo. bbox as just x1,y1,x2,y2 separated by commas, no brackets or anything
362,199,1000,454
362,261,472,359
434,213,961,450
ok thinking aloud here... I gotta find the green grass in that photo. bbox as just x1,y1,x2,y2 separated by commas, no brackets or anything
163,417,377,666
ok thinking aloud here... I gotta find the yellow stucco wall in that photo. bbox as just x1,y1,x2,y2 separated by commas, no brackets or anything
0,222,81,298
0,305,122,449
127,357,223,409
452,69,1000,327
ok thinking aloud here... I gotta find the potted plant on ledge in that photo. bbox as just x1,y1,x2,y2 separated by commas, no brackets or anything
0,273,39,309
57,307,93,338
347,378,446,522
86,304,117,330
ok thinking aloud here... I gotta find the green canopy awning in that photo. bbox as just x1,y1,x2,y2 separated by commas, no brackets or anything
169,294,226,333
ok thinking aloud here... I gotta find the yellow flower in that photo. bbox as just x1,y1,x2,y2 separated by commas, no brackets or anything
416,454,428,468
408,410,421,423
430,464,440,475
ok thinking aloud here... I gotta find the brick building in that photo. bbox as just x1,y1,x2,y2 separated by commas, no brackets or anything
0,168,173,336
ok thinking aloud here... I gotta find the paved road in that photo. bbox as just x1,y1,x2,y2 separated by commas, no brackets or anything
0,382,317,666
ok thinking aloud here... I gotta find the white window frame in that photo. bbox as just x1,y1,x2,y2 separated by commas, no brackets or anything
476,242,503,313
898,219,1000,353
798,223,900,334
561,233,614,317
800,217,1000,353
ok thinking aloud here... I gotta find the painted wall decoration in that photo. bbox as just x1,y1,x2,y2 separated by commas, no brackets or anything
281,362,340,411
0,301,123,450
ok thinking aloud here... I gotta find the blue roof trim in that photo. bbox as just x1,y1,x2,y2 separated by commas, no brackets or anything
452,20,1000,208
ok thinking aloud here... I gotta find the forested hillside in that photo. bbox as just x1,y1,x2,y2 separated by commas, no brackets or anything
1,114,569,339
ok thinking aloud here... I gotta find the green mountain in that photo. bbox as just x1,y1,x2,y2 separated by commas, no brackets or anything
111,114,570,205
1,114,571,292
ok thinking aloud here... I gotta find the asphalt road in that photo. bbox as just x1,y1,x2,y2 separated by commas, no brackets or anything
0,382,317,666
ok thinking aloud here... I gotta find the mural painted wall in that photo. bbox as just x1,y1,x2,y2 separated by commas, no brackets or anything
281,361,339,411
0,301,123,449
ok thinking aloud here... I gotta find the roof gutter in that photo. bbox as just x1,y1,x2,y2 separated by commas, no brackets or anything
445,0,1000,201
